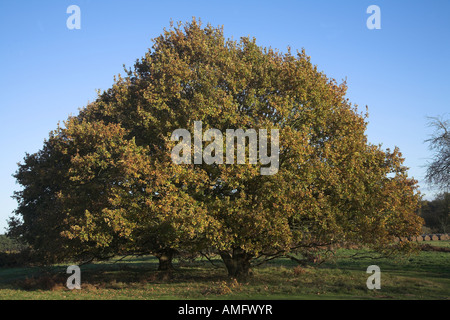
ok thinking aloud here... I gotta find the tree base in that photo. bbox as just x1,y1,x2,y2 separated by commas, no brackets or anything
156,249,176,272
220,248,253,279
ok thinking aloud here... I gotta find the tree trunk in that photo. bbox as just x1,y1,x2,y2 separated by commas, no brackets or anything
156,249,175,271
220,248,253,278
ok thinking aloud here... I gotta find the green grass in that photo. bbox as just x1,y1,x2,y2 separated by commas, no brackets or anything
0,241,449,300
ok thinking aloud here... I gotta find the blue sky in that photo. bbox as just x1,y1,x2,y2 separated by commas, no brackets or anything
0,0,449,232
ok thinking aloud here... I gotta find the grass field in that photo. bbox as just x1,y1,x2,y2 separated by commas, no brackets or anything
0,241,449,300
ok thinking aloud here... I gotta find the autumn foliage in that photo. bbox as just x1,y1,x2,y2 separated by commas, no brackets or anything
9,19,423,277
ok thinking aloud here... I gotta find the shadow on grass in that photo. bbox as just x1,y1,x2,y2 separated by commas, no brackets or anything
0,243,448,299
0,256,231,292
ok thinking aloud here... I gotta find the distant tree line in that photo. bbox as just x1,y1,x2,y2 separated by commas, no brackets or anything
0,234,27,253
419,192,450,234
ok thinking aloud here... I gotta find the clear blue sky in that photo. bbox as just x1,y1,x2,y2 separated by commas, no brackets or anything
0,0,449,233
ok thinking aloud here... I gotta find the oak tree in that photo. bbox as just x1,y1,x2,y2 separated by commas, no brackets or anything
10,19,423,276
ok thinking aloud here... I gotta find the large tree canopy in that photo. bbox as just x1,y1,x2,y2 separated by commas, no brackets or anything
9,20,423,276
